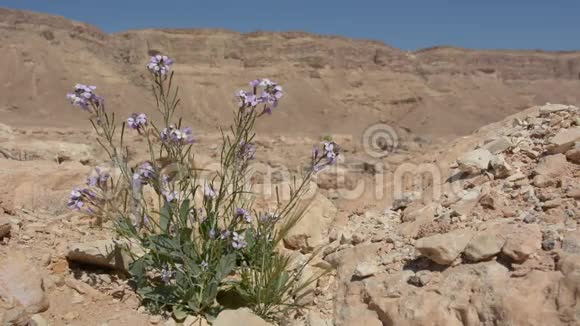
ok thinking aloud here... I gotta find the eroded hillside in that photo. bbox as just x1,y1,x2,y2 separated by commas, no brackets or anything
1,7,580,140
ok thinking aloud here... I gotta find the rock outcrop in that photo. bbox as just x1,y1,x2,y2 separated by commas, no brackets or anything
309,104,580,325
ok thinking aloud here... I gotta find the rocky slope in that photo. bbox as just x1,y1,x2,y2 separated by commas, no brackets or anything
0,103,578,325
2,7,580,139
307,103,580,325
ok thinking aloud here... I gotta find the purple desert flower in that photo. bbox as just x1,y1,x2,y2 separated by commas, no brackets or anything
143,214,151,227
67,188,84,210
249,79,260,88
259,212,279,224
86,167,110,188
147,55,174,76
132,173,144,193
162,190,179,202
237,90,259,108
183,127,194,143
204,184,216,200
323,141,338,164
160,266,174,284
236,79,284,112
231,232,247,249
161,125,194,145
66,84,101,112
137,162,155,182
127,113,148,131
219,229,231,240
238,141,256,161
312,140,340,171
235,208,252,223
312,146,320,161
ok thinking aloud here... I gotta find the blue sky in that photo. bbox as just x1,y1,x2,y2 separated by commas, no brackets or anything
1,0,579,51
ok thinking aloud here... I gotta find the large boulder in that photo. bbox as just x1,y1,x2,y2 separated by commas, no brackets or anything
565,142,580,164
501,224,542,262
464,230,505,262
482,137,512,154
364,261,564,326
533,154,567,178
0,253,49,326
450,187,482,217
456,148,494,174
67,239,141,271
415,229,475,265
284,193,337,252
547,127,580,154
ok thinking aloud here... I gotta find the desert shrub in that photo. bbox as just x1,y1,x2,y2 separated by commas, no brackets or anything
65,54,339,321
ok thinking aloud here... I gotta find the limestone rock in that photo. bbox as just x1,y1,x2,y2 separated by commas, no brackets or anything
532,175,558,188
0,216,10,239
364,260,565,326
315,166,357,190
555,253,580,322
306,312,333,326
490,154,513,178
398,203,438,239
547,127,580,154
557,253,580,276
562,229,580,255
67,239,135,271
482,137,512,154
450,187,481,217
29,314,49,326
213,308,272,326
284,193,338,252
533,154,567,178
464,231,505,261
502,224,542,262
401,202,436,223
354,262,379,278
456,148,493,174
567,187,580,200
391,191,421,210
415,229,475,265
565,145,580,164
0,254,49,326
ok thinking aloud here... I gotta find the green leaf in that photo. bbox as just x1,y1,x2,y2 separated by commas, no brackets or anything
178,227,193,246
205,281,219,304
149,234,176,252
188,299,200,313
137,285,155,297
245,229,256,248
179,199,191,226
160,202,172,232
128,256,147,279
215,253,236,281
183,256,202,277
172,306,189,321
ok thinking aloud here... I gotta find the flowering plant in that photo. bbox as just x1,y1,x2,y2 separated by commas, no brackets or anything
66,55,337,321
